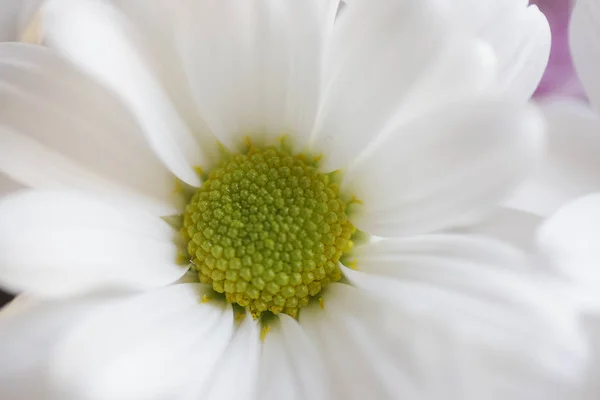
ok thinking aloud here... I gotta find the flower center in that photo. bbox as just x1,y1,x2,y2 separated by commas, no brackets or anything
182,146,355,318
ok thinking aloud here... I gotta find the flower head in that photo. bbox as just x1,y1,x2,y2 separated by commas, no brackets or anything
0,0,587,399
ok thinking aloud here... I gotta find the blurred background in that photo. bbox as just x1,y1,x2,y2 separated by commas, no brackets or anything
0,0,584,308
531,0,584,99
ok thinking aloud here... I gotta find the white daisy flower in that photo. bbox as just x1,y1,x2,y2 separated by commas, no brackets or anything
0,0,588,399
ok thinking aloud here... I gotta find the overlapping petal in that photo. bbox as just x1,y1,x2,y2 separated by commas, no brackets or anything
0,191,187,297
344,98,544,237
0,43,180,215
41,0,211,186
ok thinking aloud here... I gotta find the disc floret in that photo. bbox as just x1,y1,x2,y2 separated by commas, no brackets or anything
182,146,355,318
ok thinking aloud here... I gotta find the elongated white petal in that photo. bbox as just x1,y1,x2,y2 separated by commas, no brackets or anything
347,234,539,292
345,98,544,237
178,0,339,150
259,326,300,400
0,190,187,297
537,194,600,289
195,314,261,400
257,315,329,400
435,0,549,100
300,284,422,399
107,0,220,161
507,100,600,217
485,5,549,100
50,284,235,400
41,0,208,186
333,236,586,398
0,43,180,216
343,237,584,363
0,297,108,400
312,0,496,171
570,0,600,111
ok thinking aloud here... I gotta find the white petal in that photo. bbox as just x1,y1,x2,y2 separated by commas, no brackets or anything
346,234,542,296
258,314,329,400
259,325,300,400
570,0,600,111
0,43,180,216
343,236,584,357
300,283,421,399
0,0,42,41
345,98,545,237
107,0,219,161
41,0,208,186
436,0,549,100
49,284,235,400
0,297,108,400
507,100,600,217
537,194,600,290
0,190,188,297
312,0,497,171
198,314,261,400
338,236,586,397
178,0,339,149
455,207,542,252
488,5,550,100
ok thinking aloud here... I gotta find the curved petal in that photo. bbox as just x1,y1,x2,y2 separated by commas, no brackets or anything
344,98,545,237
299,283,422,399
311,0,497,171
570,0,600,111
337,236,586,398
0,297,108,400
177,0,339,150
485,4,549,100
49,284,235,400
0,0,42,41
0,43,180,216
258,314,329,400
41,0,209,186
346,234,541,292
507,100,600,217
104,0,219,160
195,313,261,400
537,194,600,290
444,0,550,100
0,190,188,297
259,326,300,400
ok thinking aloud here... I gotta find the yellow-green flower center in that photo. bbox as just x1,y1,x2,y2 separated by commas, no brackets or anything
182,146,355,318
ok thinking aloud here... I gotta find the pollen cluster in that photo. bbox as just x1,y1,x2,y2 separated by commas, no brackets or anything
182,146,355,318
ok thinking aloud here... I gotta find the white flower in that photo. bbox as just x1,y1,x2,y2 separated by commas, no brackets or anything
0,0,586,399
